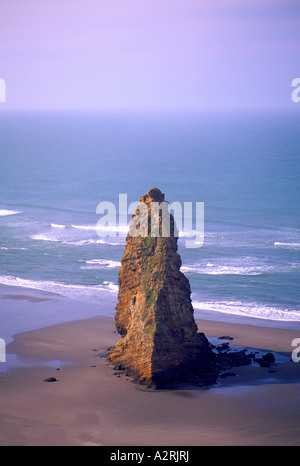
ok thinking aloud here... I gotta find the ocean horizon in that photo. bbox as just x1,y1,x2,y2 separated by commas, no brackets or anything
0,109,299,332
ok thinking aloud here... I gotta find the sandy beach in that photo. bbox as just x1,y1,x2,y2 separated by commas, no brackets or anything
1,288,300,446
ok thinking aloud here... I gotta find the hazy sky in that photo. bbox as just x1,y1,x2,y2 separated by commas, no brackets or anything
1,0,300,111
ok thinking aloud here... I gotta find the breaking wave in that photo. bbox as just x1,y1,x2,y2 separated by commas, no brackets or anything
31,233,121,246
274,242,300,249
0,209,22,217
79,259,121,269
0,274,118,301
192,299,300,322
181,263,274,276
51,222,129,234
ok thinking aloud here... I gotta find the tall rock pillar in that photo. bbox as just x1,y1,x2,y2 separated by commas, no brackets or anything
107,187,218,388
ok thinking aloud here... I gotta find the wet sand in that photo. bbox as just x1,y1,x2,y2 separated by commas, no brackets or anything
0,292,300,446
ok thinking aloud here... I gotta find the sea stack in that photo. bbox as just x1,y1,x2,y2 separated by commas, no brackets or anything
107,187,218,388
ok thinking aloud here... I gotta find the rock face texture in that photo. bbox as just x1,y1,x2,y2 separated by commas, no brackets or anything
107,187,219,388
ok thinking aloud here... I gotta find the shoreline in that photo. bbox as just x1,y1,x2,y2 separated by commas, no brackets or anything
1,282,300,343
0,283,116,344
0,286,300,445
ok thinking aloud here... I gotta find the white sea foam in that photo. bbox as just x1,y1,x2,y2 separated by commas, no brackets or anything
51,222,129,234
181,263,271,276
62,239,121,246
192,300,300,322
51,223,96,230
50,223,68,229
0,210,22,217
31,234,61,242
0,274,118,301
31,233,122,246
0,246,28,251
102,281,119,292
274,242,300,249
80,259,121,269
86,258,121,267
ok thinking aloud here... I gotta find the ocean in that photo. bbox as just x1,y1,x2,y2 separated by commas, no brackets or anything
0,110,300,329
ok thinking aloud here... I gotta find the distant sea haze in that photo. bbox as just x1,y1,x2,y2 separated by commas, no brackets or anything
0,110,299,326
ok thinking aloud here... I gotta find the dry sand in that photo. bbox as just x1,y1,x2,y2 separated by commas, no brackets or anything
1,296,300,446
